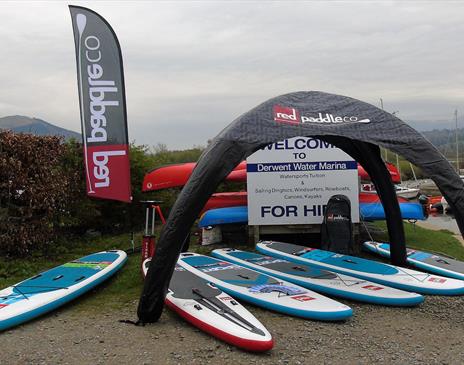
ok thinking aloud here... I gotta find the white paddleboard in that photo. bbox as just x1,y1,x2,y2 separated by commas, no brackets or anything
143,258,273,352
177,252,353,321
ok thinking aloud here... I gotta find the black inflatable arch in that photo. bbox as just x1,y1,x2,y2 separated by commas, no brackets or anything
138,91,464,323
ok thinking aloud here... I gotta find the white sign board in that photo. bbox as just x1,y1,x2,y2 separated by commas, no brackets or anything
247,137,359,225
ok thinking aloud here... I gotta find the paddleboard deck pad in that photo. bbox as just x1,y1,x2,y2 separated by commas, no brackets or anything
143,259,273,352
212,248,423,306
363,241,464,281
0,250,127,331
177,253,353,321
257,241,464,296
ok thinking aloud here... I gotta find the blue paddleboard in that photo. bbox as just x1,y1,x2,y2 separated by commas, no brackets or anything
199,203,424,228
212,248,423,306
360,202,425,221
199,206,248,227
0,250,127,331
363,241,464,281
257,241,464,295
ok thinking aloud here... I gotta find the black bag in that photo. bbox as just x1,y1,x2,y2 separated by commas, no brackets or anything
320,195,353,254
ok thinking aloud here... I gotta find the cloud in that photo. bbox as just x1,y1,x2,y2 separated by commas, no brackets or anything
0,1,463,148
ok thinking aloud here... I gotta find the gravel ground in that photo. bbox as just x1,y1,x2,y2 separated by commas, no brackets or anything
1,295,463,365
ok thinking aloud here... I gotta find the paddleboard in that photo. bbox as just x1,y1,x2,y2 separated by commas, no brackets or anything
199,206,248,228
212,248,423,307
363,241,464,281
143,259,273,352
257,241,464,296
360,202,424,221
0,250,127,331
177,253,353,321
199,202,424,228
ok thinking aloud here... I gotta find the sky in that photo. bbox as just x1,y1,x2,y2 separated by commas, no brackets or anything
1,0,464,149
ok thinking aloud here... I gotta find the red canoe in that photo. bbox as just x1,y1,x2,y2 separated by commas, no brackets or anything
142,161,246,192
201,192,248,214
143,161,401,192
226,169,247,182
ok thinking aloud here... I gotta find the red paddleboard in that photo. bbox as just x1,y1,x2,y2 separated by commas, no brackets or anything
142,259,273,352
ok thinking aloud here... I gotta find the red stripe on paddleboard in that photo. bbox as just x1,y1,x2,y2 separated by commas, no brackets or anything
164,298,273,352
362,285,384,291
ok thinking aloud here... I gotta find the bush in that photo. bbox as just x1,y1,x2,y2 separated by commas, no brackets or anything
0,131,72,256
57,141,161,235
0,131,207,257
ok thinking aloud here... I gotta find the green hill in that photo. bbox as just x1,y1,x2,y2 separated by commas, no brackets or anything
0,115,81,141
421,128,464,159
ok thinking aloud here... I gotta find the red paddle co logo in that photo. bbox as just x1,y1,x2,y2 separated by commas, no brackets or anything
273,105,371,125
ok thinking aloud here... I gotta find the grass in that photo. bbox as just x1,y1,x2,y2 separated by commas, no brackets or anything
371,221,464,260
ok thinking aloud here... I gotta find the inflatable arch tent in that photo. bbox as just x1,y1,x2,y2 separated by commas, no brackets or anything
139,91,464,323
